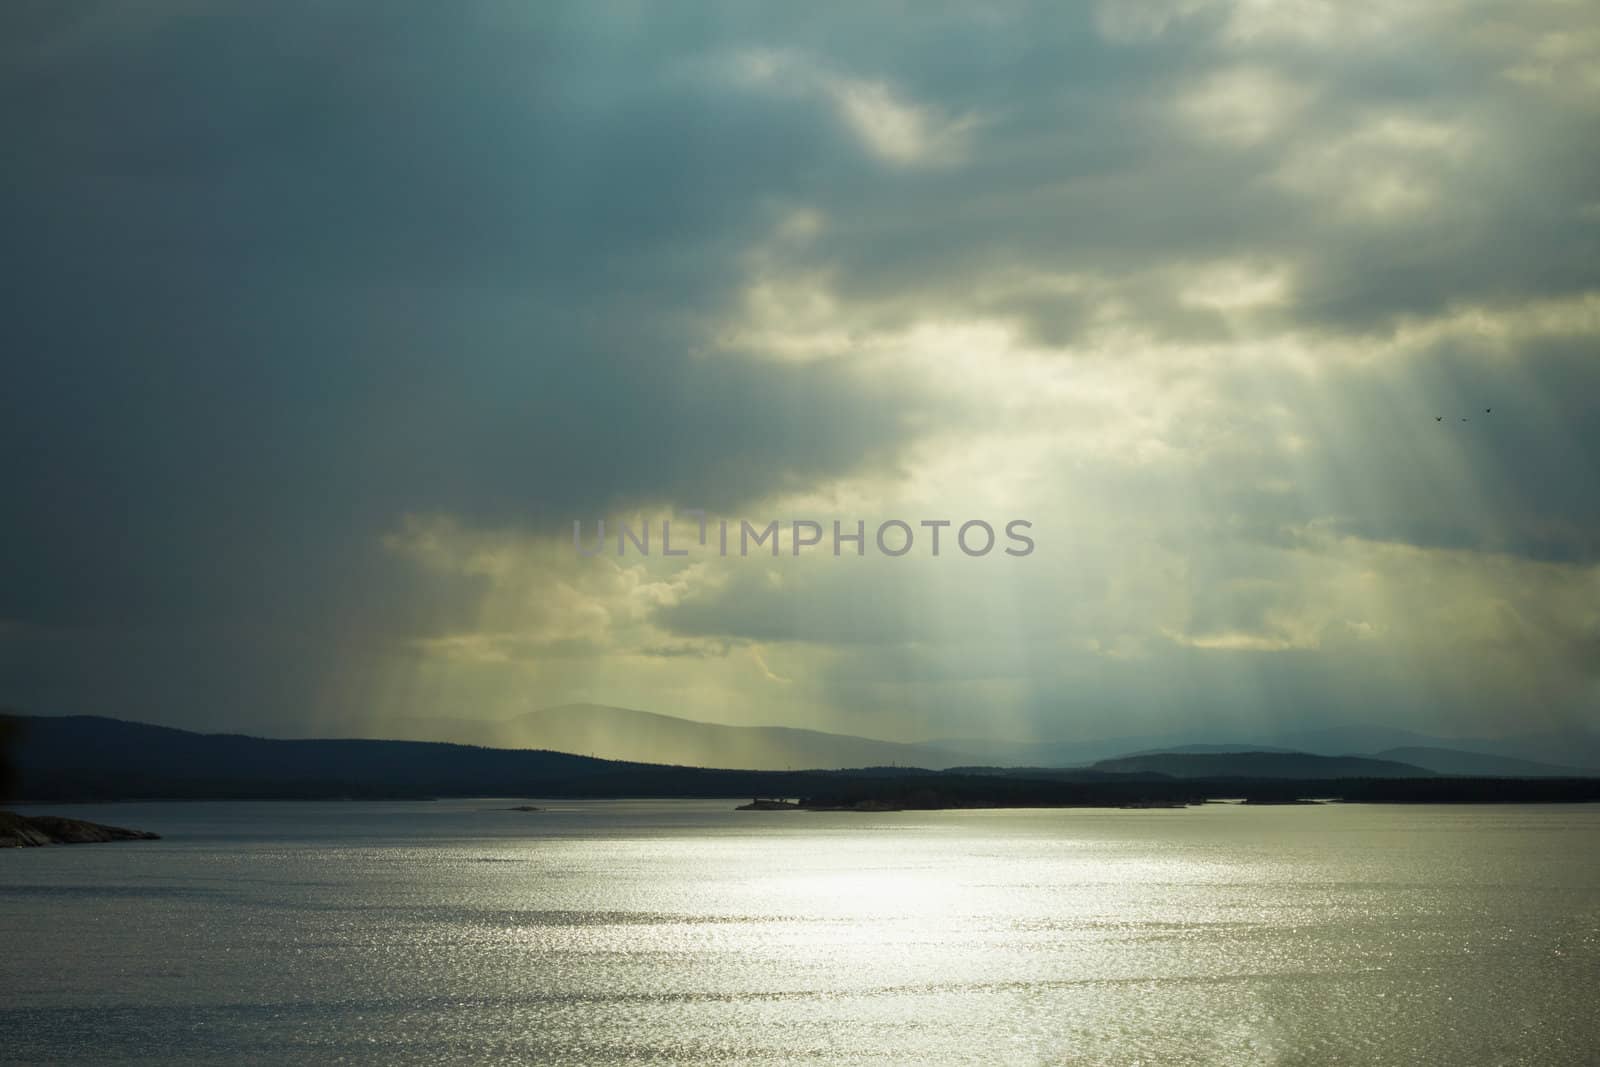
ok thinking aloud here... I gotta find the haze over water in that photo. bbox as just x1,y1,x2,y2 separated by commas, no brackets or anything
3,800,1596,1064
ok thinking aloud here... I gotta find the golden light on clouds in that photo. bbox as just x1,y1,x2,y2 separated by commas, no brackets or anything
5,0,1596,745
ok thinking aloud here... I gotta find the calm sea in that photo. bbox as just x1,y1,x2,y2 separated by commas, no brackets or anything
2,800,1596,1065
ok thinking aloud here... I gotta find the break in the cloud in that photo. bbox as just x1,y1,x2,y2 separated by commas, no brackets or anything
2,1,1596,743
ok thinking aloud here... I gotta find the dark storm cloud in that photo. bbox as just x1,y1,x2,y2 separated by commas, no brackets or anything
0,7,921,638
0,3,947,725
3,1,1597,733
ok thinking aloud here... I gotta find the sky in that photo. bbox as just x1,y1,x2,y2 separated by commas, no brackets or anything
3,1,1598,745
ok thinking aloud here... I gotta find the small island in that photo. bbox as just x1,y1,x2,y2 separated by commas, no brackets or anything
1,810,160,848
1241,798,1324,805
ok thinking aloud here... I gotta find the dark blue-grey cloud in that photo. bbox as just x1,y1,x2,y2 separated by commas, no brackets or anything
0,8,919,622
2,1,1597,734
0,3,945,726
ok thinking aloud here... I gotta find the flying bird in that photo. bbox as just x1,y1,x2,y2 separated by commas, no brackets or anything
1436,416,1443,421
1485,408,1491,413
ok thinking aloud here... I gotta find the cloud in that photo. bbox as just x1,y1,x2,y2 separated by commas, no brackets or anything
1176,66,1311,145
3,1,1597,741
728,48,978,167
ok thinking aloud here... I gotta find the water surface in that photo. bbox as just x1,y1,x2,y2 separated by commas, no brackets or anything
3,800,1596,1064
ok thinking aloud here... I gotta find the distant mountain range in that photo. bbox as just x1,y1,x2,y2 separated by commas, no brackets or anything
4,707,1595,806
365,704,972,772
6,713,1597,806
352,703,1600,776
2,713,863,803
1368,747,1593,778
1089,751,1435,780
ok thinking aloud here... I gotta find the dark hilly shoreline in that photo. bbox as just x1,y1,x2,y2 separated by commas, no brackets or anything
0,810,161,848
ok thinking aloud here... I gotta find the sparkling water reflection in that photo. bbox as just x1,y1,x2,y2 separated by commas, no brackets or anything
2,800,1596,1064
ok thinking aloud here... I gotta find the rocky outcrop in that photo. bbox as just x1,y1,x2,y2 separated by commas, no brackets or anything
0,810,160,847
